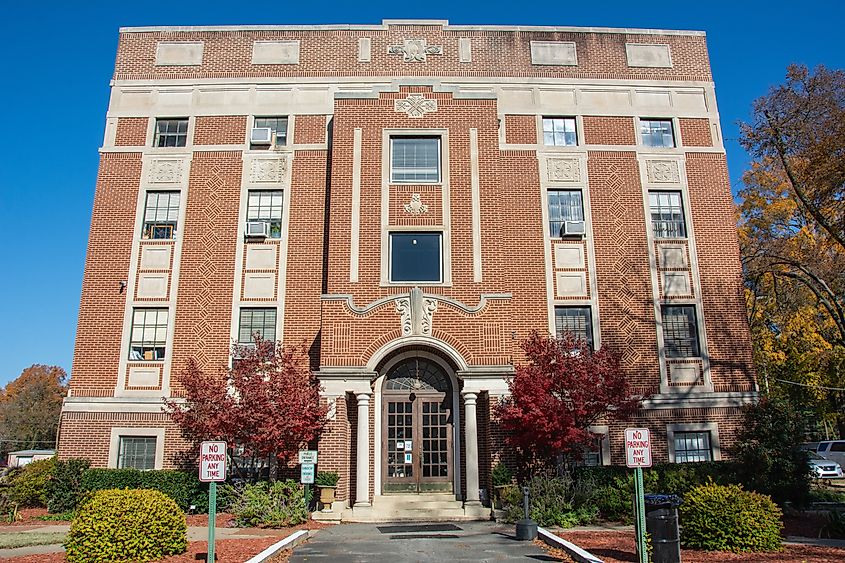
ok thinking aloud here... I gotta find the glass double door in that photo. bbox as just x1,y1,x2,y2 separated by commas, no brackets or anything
383,393,453,493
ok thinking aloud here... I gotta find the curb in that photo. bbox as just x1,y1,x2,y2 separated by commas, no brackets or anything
243,529,310,563
538,527,604,563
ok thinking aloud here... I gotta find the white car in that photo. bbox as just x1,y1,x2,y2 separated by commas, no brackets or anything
809,451,845,479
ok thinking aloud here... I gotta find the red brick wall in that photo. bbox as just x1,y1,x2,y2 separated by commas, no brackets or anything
114,27,712,82
170,151,242,385
504,115,536,144
583,116,636,145
685,152,755,392
293,115,327,145
680,118,712,147
70,153,141,397
114,118,149,146
193,116,247,145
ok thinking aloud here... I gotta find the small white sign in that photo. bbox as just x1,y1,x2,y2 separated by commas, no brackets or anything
404,452,412,464
199,441,227,482
301,463,315,484
625,428,652,468
404,440,412,451
298,450,318,464
397,441,405,450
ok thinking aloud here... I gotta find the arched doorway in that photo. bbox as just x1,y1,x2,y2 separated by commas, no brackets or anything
381,357,454,493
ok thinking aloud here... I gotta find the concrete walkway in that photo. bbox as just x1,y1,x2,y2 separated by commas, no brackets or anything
290,522,552,562
0,524,287,559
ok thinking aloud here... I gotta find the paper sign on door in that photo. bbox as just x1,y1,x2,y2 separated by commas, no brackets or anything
404,452,412,464
404,440,412,450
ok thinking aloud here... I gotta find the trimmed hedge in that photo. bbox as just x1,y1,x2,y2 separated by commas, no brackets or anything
680,481,782,552
46,459,90,513
8,458,56,507
81,468,206,512
65,489,187,562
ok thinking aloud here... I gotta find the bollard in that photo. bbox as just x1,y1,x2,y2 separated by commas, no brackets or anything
515,486,538,541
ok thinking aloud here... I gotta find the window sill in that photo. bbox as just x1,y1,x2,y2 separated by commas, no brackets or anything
382,281,451,288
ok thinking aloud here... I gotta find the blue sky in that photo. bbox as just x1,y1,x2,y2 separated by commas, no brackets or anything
0,0,842,386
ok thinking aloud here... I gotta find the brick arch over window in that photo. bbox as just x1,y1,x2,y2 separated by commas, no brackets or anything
366,337,468,374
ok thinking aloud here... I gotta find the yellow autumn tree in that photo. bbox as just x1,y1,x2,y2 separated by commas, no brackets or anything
740,64,845,437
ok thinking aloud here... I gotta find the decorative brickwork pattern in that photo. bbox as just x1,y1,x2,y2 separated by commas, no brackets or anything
583,116,636,145
114,117,149,146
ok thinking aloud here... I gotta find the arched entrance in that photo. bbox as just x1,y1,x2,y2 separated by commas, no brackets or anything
381,357,454,493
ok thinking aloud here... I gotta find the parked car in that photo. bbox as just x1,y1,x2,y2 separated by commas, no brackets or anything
817,441,845,467
809,451,845,479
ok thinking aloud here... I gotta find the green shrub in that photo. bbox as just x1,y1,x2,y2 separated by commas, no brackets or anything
8,458,55,507
315,471,339,487
229,480,307,527
491,462,513,487
64,488,187,563
503,473,598,528
680,481,782,552
46,459,90,513
81,468,203,511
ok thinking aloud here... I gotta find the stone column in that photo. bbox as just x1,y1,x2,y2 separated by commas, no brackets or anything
354,392,371,507
462,392,481,504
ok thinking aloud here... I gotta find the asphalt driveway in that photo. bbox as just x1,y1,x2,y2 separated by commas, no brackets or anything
289,521,556,562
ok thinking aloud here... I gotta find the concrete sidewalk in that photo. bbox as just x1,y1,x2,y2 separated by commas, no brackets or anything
290,521,550,562
0,523,288,559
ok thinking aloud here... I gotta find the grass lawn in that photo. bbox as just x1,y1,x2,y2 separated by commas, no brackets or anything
0,531,66,549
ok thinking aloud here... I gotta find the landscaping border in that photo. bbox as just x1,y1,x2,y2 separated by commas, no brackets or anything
243,529,310,563
538,527,604,563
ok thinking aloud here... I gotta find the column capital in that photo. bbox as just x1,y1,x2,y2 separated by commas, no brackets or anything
461,391,478,405
355,391,372,405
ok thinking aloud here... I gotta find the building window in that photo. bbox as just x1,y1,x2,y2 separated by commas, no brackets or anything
154,118,188,147
142,191,181,239
579,434,605,466
554,306,593,348
389,232,442,283
640,119,675,148
649,191,686,239
117,436,157,470
543,117,577,146
238,308,277,344
673,431,712,463
129,308,168,361
390,137,440,183
661,305,701,358
246,190,283,239
252,116,288,148
548,190,584,237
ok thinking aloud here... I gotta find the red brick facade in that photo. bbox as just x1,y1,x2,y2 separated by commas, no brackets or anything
60,20,755,513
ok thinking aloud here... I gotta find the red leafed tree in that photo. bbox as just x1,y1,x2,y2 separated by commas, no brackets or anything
496,331,643,467
164,339,327,479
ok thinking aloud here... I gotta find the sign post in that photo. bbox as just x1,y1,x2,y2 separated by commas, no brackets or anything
625,428,652,563
299,450,317,509
199,441,227,563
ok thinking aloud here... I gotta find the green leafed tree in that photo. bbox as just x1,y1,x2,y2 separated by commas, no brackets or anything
0,365,68,457
739,64,845,436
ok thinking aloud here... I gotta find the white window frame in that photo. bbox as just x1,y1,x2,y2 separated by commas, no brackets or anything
389,136,442,184
667,422,721,463
542,116,578,147
108,427,165,470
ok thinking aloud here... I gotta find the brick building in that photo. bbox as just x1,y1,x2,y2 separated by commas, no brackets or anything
59,19,756,519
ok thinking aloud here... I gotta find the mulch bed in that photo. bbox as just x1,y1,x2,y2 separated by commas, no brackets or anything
546,530,845,563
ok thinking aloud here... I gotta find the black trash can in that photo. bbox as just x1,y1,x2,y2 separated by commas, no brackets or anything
643,494,682,563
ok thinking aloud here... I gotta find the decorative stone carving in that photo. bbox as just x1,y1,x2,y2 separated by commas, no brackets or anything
394,94,438,118
388,39,443,62
395,287,438,336
403,193,429,215
149,159,184,184
249,157,287,184
646,160,680,184
547,158,581,183
396,298,412,336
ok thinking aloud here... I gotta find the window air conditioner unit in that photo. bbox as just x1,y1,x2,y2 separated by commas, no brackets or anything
245,221,269,238
250,127,272,145
563,220,586,237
